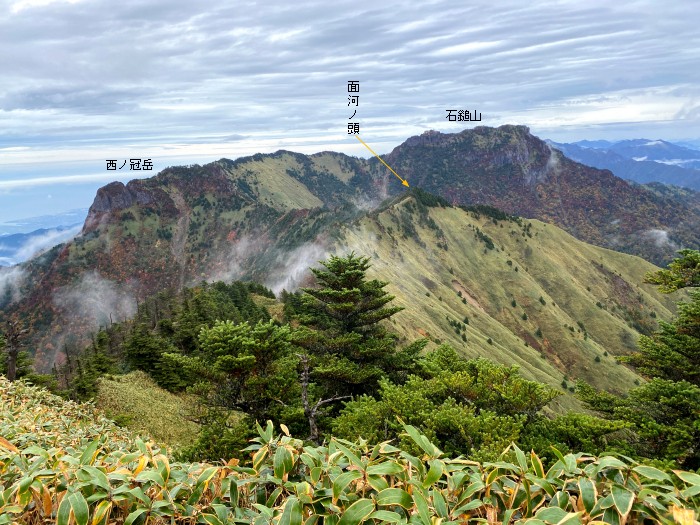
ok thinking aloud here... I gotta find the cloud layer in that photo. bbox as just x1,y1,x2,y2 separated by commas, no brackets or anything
1,0,698,203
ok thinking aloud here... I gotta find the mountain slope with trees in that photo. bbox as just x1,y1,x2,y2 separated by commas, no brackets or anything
1,126,697,382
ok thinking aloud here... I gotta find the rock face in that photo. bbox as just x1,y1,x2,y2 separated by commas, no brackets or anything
83,180,161,232
96,180,157,210
378,125,700,265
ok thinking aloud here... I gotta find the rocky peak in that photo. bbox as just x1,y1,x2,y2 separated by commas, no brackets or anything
83,180,155,232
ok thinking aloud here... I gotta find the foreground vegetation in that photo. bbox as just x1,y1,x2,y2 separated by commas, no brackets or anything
1,378,699,524
1,245,699,523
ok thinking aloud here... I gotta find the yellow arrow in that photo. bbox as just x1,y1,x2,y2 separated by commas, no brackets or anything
354,134,409,187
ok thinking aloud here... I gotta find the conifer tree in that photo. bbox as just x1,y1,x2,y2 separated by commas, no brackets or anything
294,252,404,397
644,249,700,292
1,318,28,381
579,249,700,468
292,252,416,441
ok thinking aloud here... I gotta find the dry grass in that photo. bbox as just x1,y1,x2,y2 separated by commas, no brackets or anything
337,197,680,411
95,370,199,448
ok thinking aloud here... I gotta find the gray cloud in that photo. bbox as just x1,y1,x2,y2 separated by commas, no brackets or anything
0,0,698,210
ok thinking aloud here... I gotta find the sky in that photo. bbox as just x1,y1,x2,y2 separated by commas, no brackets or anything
1,0,699,224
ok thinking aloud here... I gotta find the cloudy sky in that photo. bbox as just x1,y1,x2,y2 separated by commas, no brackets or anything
0,0,698,223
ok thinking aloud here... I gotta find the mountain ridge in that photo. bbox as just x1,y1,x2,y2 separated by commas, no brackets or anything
551,140,700,191
1,125,696,395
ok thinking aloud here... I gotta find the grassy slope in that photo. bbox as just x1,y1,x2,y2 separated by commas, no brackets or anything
95,371,199,448
338,197,679,412
229,153,324,211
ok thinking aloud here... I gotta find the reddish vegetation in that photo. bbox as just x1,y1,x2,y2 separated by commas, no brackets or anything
3,125,698,370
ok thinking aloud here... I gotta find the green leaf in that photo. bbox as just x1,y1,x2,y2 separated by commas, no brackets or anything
22,445,49,457
412,490,430,525
368,510,402,523
79,466,110,491
551,491,569,510
310,467,323,484
92,500,112,525
681,485,700,498
252,504,274,517
229,480,239,508
376,488,413,509
402,424,442,458
602,507,620,525
367,462,404,476
502,509,516,524
367,474,389,492
135,470,165,486
432,489,448,518
674,470,700,486
535,507,568,523
69,493,90,525
80,439,100,465
266,487,283,507
274,446,294,479
134,437,148,455
452,499,483,515
337,498,375,525
128,487,149,505
423,459,444,487
333,470,363,500
462,480,486,499
280,496,302,525
556,512,583,525
632,465,670,481
577,478,596,513
196,466,219,487
513,445,527,472
611,485,634,517
531,451,545,478
563,454,577,473
305,515,321,525
200,514,224,525
596,457,626,471
333,440,364,469
125,508,148,525
57,494,71,525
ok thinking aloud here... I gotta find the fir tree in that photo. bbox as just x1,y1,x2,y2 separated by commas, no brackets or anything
292,252,415,441
294,252,405,397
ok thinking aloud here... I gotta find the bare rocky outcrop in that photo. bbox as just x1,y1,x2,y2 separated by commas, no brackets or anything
82,180,167,233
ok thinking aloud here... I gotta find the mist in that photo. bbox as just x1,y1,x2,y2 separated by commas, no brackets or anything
643,228,674,248
53,271,137,329
266,241,329,295
0,266,26,306
15,225,81,261
204,235,257,284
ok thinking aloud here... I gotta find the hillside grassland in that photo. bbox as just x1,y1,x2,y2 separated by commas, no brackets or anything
338,196,680,410
95,371,200,448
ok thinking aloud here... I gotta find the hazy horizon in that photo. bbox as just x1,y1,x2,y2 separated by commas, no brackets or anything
2,0,699,222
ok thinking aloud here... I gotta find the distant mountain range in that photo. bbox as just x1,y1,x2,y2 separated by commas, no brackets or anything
549,139,700,190
603,139,700,168
0,225,82,266
1,125,698,406
0,209,88,266
0,209,88,236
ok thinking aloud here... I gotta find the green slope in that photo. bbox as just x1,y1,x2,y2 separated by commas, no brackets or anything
334,194,679,411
